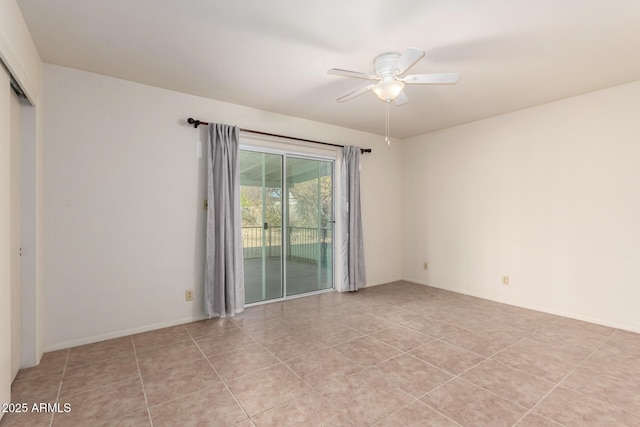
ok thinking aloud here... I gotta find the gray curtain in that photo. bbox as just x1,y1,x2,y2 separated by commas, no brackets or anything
341,146,366,291
205,123,245,317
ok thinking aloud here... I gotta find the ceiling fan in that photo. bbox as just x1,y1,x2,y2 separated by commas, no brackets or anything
328,47,459,105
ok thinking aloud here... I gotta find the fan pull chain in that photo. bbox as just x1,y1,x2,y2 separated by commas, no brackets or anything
385,100,390,147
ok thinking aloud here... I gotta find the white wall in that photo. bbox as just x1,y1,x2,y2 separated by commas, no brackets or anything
402,80,640,332
42,64,403,350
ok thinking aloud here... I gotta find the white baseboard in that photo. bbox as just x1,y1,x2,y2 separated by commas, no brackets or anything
43,280,399,352
363,277,403,288
402,277,640,335
45,277,639,353
44,314,209,352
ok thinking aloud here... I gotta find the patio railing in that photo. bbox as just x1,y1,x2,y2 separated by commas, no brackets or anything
242,226,332,264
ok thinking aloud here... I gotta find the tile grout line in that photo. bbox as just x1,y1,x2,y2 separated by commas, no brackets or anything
558,384,640,419
336,333,463,425
323,314,501,424
240,322,410,425
510,332,613,426
370,399,463,427
359,308,464,423
132,336,154,427
553,329,640,419
405,334,544,425
187,325,253,423
405,318,603,426
241,337,353,424
49,348,70,427
245,361,344,423
411,353,490,422
220,345,283,379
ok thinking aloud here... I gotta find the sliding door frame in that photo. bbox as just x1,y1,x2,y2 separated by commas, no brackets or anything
240,142,337,307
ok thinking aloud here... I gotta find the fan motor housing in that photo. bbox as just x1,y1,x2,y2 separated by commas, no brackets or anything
374,52,401,77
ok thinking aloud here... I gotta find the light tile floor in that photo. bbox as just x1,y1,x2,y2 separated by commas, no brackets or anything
3,281,640,426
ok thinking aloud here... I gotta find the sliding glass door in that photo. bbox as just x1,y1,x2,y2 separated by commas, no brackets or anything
239,151,283,304
239,150,334,304
286,157,333,296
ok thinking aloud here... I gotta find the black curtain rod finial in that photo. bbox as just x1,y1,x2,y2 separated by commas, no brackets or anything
187,117,202,128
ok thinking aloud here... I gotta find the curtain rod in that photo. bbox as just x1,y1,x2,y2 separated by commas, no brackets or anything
187,118,372,154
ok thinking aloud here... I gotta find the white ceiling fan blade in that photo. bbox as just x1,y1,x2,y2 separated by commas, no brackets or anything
336,84,376,102
394,90,409,106
402,73,460,84
327,68,378,80
395,47,425,74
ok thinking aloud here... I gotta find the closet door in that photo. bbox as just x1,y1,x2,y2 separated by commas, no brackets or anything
1,64,13,416
10,84,22,380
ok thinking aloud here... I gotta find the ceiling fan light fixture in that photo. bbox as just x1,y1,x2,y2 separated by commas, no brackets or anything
329,47,459,146
373,78,405,102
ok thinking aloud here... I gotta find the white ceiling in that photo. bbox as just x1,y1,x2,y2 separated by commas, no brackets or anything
16,0,640,139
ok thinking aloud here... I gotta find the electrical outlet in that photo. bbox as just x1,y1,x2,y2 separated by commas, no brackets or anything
423,262,428,270
185,289,194,301
502,276,509,286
